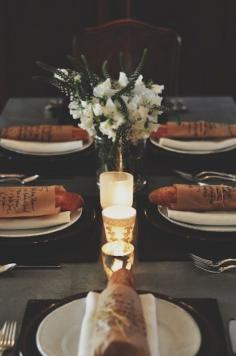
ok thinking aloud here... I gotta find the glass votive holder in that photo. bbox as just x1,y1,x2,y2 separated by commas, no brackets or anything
101,241,134,279
99,171,134,208
102,205,136,242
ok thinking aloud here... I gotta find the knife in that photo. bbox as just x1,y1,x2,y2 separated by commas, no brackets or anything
0,173,25,178
229,318,236,354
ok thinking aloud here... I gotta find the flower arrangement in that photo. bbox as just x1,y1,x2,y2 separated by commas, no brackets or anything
36,49,164,144
36,50,164,184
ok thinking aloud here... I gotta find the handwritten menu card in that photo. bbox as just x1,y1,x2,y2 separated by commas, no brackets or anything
174,184,236,211
0,186,59,218
157,121,236,138
0,125,75,142
93,284,150,355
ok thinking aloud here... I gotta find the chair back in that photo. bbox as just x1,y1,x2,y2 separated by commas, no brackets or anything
73,18,181,96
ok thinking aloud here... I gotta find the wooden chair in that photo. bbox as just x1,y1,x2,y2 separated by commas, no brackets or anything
72,18,181,96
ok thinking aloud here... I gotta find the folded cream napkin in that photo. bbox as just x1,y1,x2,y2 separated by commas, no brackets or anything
167,209,236,226
78,292,160,356
158,137,236,152
0,211,71,230
0,138,84,154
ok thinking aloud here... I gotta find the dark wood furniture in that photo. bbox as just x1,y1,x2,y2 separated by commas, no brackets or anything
73,18,181,96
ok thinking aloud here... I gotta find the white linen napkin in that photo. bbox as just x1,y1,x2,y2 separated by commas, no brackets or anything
0,138,83,154
158,137,236,152
78,291,160,356
167,209,236,226
0,211,71,230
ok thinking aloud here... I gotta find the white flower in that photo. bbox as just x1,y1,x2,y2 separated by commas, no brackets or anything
151,84,164,94
100,121,116,141
68,101,82,119
93,103,103,116
118,72,128,87
54,69,68,81
93,79,116,98
74,74,81,82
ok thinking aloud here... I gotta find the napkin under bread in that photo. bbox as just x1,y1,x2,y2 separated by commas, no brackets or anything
0,211,70,230
158,137,236,152
0,138,84,154
167,209,236,226
78,292,160,356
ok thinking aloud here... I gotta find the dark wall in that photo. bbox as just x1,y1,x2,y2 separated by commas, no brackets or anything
0,0,235,107
131,0,236,97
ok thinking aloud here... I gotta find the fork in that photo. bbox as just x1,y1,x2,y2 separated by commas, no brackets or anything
175,170,236,183
196,170,236,181
190,253,236,273
0,320,17,355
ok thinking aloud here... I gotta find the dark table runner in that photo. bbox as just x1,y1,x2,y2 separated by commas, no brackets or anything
15,297,228,356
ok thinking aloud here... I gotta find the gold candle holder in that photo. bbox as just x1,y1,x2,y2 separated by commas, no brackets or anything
101,241,134,279
102,206,136,242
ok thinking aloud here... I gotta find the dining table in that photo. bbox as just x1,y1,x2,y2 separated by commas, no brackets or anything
1,96,236,355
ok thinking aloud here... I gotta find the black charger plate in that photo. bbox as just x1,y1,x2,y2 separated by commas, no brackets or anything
144,201,236,244
17,292,225,356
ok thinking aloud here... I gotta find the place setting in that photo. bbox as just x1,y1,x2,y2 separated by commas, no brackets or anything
145,119,236,175
135,173,236,263
16,272,227,356
0,182,101,264
0,124,95,176
14,171,227,356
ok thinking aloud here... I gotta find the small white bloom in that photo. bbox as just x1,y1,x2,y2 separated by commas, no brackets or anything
93,79,116,98
74,74,81,82
118,72,129,87
151,84,164,94
100,121,116,141
93,103,103,116
54,69,68,81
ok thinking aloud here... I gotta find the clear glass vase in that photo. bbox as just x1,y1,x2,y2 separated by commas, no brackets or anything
95,136,146,191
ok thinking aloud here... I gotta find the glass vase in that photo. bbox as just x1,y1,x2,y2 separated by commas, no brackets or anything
95,136,146,191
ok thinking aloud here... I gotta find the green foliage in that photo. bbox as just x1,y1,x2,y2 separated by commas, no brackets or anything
35,49,148,105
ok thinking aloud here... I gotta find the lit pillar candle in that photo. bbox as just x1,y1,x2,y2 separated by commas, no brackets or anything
102,205,136,242
99,171,133,208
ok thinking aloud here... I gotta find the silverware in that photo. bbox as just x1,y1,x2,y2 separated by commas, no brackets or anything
229,318,236,354
174,170,208,185
0,174,39,184
196,170,236,180
175,170,236,183
0,174,25,178
190,253,236,273
0,263,61,274
0,320,17,355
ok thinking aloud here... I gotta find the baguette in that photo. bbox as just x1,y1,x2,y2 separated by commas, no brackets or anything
0,125,89,142
149,184,236,211
92,269,150,356
151,121,236,139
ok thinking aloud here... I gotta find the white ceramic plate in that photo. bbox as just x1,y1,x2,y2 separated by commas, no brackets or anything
150,137,236,155
36,295,201,356
0,208,82,238
158,206,236,232
0,137,93,156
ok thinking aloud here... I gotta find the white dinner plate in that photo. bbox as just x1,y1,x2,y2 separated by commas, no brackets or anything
158,206,236,232
0,208,82,238
150,137,236,155
0,137,93,156
36,295,201,356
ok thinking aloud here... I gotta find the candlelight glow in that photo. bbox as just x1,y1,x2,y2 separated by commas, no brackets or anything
102,241,134,278
102,206,136,242
99,172,133,208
